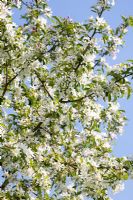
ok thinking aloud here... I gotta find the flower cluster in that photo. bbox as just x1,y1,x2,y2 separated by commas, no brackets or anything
0,0,133,200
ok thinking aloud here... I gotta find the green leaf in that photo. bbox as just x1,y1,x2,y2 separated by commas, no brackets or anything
127,87,132,99
122,172,128,180
129,16,133,27
0,123,6,128
53,16,62,24
106,92,111,101
127,59,133,62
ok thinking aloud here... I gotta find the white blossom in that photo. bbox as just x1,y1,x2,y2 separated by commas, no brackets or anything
113,182,125,193
84,53,96,64
37,16,47,26
95,17,107,28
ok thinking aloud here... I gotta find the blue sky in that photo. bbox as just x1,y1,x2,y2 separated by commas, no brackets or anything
12,0,133,199
48,0,133,199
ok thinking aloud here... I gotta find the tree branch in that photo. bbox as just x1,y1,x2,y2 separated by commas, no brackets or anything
33,122,43,132
74,7,105,71
0,178,9,190
0,67,25,105
35,71,54,101
59,93,94,103
114,72,133,83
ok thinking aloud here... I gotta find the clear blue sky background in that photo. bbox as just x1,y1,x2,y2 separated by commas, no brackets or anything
12,0,133,199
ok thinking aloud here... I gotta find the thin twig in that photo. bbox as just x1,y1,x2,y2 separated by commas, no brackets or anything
33,122,43,132
74,6,105,71
35,71,54,100
115,72,133,83
59,93,94,103
0,67,25,105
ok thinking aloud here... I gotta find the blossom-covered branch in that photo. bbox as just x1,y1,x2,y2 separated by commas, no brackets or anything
0,0,133,200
